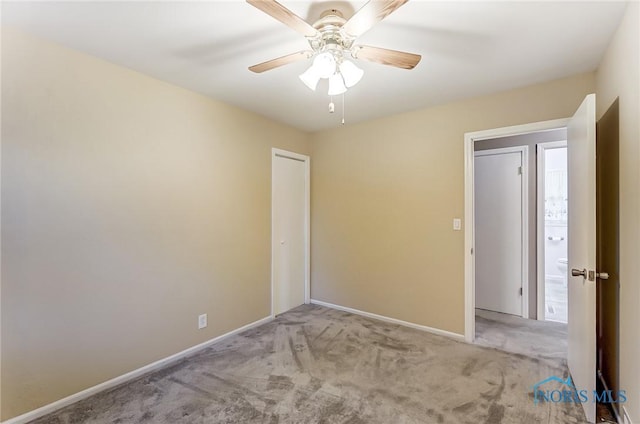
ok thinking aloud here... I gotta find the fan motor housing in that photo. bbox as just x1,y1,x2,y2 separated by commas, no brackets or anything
310,9,353,53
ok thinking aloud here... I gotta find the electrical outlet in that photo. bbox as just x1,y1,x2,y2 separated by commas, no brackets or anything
453,218,462,231
198,313,207,329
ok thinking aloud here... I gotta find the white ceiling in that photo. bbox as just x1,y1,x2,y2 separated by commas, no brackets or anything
2,1,627,132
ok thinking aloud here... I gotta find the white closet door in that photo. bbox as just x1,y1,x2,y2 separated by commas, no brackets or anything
475,150,524,316
272,152,307,315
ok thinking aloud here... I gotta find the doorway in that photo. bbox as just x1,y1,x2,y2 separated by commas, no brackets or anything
471,128,570,362
537,142,569,323
472,128,567,323
465,121,572,365
271,148,310,316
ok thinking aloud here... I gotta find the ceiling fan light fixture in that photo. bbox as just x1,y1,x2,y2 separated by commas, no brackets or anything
328,73,347,96
247,0,422,118
299,65,321,91
339,60,364,88
312,52,337,79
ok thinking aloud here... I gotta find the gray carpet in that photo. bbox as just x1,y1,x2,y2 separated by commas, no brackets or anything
474,308,568,368
32,305,585,423
475,309,616,423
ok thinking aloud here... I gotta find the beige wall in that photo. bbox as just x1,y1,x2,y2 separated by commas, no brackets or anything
0,29,311,420
310,72,595,335
595,3,640,422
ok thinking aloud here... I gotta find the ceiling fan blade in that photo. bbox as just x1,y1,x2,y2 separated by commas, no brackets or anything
247,0,318,38
249,51,313,73
352,45,421,70
342,0,409,38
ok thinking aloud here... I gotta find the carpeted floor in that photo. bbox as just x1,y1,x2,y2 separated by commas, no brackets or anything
32,304,585,423
474,308,568,368
474,308,616,423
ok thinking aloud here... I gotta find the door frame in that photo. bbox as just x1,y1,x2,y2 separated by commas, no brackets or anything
474,145,530,318
464,118,569,343
271,148,311,317
536,140,568,321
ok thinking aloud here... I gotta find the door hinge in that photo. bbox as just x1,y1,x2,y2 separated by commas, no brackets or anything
519,287,523,296
471,248,474,255
518,166,523,175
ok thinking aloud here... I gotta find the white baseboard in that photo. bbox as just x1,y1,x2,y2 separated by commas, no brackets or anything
310,299,465,342
2,315,273,424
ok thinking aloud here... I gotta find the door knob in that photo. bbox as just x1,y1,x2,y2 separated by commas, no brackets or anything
596,272,609,280
571,268,587,278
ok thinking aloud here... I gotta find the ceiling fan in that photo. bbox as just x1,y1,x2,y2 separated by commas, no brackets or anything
247,0,421,95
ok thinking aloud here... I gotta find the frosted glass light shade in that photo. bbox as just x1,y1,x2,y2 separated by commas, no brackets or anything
339,60,364,88
313,52,337,79
299,65,321,91
328,73,347,95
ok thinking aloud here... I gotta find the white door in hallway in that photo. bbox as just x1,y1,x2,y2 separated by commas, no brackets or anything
567,94,597,423
475,147,526,316
272,149,309,315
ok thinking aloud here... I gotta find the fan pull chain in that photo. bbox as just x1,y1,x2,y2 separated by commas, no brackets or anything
328,96,335,113
341,93,345,125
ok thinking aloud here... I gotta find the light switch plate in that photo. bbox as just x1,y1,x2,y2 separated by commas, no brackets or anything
453,218,461,231
198,313,207,329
